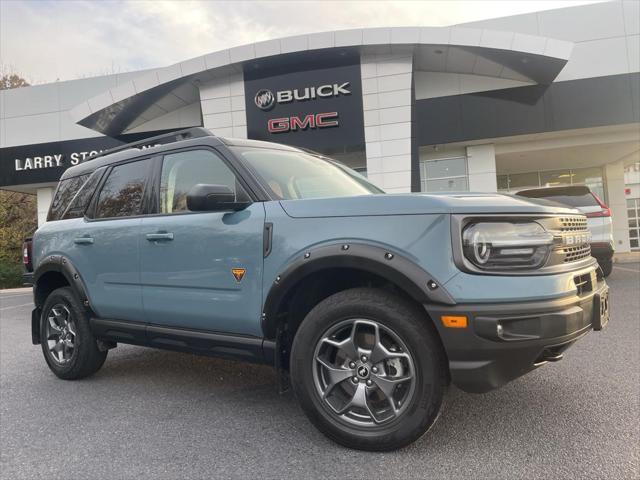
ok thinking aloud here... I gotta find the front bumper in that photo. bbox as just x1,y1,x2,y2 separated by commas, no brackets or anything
426,275,609,393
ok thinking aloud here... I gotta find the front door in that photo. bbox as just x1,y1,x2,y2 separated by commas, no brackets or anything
140,148,265,337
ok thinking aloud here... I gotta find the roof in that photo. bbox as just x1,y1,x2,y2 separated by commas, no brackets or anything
60,127,304,179
69,26,574,136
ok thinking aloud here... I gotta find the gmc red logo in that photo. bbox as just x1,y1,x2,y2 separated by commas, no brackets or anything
267,112,339,134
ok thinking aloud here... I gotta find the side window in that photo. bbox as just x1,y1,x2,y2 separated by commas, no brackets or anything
62,169,105,219
47,174,89,221
95,159,151,219
159,149,244,214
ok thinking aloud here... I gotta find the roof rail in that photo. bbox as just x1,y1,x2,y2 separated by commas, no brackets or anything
88,127,213,161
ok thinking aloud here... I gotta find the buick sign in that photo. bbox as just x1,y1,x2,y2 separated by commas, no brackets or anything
254,82,351,110
254,89,275,111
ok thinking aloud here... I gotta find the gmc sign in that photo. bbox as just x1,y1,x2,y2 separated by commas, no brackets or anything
268,112,339,133
244,54,365,150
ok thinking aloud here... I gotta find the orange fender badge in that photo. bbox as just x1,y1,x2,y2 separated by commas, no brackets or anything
231,268,246,283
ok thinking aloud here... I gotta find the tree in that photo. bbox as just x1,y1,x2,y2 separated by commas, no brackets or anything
0,73,29,90
0,72,37,287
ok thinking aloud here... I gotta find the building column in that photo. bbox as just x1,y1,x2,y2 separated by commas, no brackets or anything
466,144,497,192
605,161,631,253
199,73,247,138
36,187,53,226
360,51,413,193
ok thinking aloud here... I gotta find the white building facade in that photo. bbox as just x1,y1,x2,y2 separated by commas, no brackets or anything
1,1,639,250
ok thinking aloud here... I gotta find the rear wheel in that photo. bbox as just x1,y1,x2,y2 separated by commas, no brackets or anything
40,287,107,379
290,288,447,451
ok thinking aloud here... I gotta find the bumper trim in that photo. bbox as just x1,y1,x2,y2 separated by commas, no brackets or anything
426,279,608,393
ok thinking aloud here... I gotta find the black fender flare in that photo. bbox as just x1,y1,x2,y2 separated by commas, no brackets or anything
261,242,456,339
33,254,91,310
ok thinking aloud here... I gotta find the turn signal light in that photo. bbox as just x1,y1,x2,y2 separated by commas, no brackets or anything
441,315,468,328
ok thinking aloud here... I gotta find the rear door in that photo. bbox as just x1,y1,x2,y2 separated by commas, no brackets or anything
69,157,154,322
139,148,265,336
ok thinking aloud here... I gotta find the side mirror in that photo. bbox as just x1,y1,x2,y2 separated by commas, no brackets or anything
186,184,251,212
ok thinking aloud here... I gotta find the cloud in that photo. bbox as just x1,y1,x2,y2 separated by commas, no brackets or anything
0,0,599,84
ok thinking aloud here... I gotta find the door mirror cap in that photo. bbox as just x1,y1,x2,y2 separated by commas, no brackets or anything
186,184,251,212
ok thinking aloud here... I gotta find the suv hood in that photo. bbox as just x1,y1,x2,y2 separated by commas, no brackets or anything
279,193,580,218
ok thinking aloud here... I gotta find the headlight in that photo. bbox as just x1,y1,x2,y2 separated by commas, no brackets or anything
462,222,554,270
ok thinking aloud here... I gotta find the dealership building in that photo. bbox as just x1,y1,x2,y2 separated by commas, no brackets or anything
1,1,639,250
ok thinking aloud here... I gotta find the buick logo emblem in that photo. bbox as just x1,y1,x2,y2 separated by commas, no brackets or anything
254,89,275,111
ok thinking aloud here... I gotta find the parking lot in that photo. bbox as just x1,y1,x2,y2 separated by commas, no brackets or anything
1,264,638,479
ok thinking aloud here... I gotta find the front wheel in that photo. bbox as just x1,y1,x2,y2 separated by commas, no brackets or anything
290,288,447,451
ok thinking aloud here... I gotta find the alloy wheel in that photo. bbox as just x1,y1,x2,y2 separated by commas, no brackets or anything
313,319,416,427
45,304,77,364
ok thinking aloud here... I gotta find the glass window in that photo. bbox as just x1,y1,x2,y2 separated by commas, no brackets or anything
425,158,466,178
160,149,244,213
420,156,468,193
62,169,105,219
572,167,604,200
629,199,640,251
497,175,509,191
95,159,151,218
539,170,572,188
517,186,599,207
232,147,382,200
47,174,90,221
505,172,540,191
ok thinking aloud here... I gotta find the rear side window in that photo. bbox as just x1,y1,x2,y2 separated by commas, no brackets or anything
517,187,599,208
48,174,90,221
62,169,105,219
95,159,151,218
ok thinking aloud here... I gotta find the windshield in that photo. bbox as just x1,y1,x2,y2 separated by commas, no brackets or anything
517,186,599,208
232,146,383,200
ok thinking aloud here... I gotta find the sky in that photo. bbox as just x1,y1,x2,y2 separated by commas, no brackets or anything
0,0,601,84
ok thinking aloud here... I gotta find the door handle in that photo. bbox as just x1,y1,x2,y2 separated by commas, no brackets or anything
74,236,94,245
146,232,174,241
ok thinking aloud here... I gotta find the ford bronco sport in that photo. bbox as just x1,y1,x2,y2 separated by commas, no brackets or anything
30,128,609,451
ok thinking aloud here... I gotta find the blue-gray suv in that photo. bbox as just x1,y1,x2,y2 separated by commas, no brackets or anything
29,128,609,451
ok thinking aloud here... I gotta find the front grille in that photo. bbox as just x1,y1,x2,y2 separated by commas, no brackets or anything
539,214,592,267
563,243,592,263
559,216,588,232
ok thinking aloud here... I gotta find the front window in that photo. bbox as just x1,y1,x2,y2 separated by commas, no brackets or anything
159,149,245,214
232,147,383,200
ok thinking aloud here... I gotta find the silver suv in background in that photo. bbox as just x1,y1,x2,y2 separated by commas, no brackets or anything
516,185,614,277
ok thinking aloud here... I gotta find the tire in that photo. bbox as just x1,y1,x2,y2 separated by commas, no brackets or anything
40,287,107,380
599,258,613,278
290,288,447,451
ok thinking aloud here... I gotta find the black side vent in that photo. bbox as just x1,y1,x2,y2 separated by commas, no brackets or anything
574,273,593,296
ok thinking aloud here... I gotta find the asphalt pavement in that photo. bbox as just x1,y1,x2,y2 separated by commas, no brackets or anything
1,265,639,479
